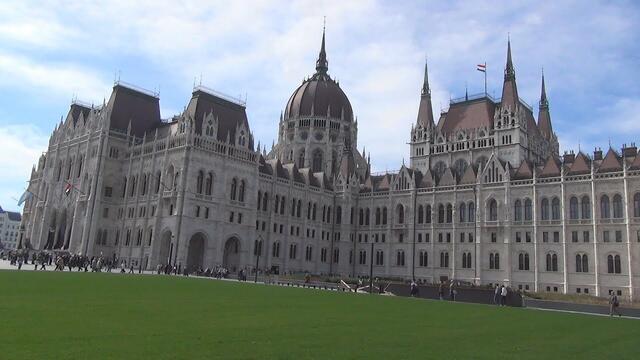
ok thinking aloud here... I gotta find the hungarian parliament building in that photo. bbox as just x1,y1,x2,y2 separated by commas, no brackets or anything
20,32,640,300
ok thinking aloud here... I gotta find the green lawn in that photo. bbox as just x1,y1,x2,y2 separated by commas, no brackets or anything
0,271,638,359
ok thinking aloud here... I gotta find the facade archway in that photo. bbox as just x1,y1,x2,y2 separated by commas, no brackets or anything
186,232,206,271
223,237,241,272
158,230,173,266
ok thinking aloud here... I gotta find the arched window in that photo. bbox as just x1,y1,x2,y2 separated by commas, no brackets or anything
298,150,305,168
612,194,623,218
262,192,268,211
297,200,302,218
230,178,237,200
375,208,381,225
462,252,472,268
257,191,262,210
581,195,591,219
541,198,549,220
514,200,522,221
130,175,137,197
459,203,466,223
238,180,245,202
336,206,342,224
438,204,445,223
205,172,213,195
600,195,610,219
576,254,589,273
518,253,530,270
396,250,405,266
280,196,285,215
569,196,579,219
489,253,500,269
122,177,127,198
418,205,424,224
634,193,640,217
196,170,204,194
173,171,180,190
141,173,148,195
365,208,370,225
382,207,388,225
397,205,404,224
312,150,323,172
468,202,475,222
359,208,364,226
524,199,532,221
426,205,432,223
419,251,428,267
76,156,83,178
552,197,561,220
446,204,452,223
155,171,161,194
608,254,622,274
488,199,498,221
440,251,449,268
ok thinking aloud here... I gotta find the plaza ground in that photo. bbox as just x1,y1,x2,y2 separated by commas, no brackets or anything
0,271,638,359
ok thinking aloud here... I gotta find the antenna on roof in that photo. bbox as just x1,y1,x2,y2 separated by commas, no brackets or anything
199,73,203,86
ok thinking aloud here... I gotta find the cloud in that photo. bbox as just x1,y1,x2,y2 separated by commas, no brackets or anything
0,52,110,104
0,125,48,212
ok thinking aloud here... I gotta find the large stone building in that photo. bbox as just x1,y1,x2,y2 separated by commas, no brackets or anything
0,206,22,250
19,32,640,300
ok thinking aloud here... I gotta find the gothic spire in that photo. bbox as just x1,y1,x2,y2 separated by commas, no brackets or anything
315,26,328,74
500,37,519,109
421,58,430,96
416,58,435,128
540,70,548,109
538,70,553,140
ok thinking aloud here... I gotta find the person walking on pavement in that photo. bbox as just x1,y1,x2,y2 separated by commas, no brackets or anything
609,292,622,317
500,285,508,306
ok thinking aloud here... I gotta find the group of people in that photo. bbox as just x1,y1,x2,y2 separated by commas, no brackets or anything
436,280,460,301
493,285,510,306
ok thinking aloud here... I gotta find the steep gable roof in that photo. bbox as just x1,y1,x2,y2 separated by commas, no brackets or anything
458,165,477,185
630,154,640,170
539,156,562,178
597,148,623,173
568,152,591,175
438,168,455,186
418,169,435,188
513,160,533,180
436,98,496,135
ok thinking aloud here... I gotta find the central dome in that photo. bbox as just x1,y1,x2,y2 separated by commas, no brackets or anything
283,31,353,122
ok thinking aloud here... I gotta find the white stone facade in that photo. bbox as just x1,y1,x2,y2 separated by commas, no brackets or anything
19,37,640,301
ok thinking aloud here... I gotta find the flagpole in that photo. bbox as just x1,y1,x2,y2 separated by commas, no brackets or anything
484,61,487,95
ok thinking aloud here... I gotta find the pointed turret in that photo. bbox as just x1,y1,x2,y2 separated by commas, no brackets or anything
538,71,553,139
416,59,435,129
315,27,328,74
500,38,519,109
339,136,356,177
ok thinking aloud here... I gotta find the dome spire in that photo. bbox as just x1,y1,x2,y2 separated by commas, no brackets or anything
315,20,328,74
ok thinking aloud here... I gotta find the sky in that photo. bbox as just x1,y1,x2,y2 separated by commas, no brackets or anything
1,0,639,212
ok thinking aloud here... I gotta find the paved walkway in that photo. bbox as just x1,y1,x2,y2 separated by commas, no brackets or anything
2,260,638,319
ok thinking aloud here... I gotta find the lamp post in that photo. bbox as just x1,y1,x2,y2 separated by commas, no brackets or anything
254,234,263,283
369,241,374,294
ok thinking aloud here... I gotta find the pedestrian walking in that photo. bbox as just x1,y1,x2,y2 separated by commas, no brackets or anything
438,281,444,300
494,285,500,305
500,285,508,306
609,292,621,317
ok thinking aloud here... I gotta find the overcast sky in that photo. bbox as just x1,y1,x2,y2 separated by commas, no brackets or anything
1,0,639,212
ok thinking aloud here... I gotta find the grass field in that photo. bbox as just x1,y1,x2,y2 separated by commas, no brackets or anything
0,271,638,359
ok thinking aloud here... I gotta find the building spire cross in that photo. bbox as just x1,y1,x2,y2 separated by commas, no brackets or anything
315,21,328,74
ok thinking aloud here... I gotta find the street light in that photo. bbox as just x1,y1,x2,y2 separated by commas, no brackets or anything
254,234,263,283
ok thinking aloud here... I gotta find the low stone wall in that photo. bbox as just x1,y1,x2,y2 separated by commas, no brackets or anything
386,283,523,307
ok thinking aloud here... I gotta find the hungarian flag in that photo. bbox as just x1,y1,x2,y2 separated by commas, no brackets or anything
476,63,486,72
64,182,73,196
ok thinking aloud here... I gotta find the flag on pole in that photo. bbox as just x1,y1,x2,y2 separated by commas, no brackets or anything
476,63,486,72
17,190,33,206
64,182,73,196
